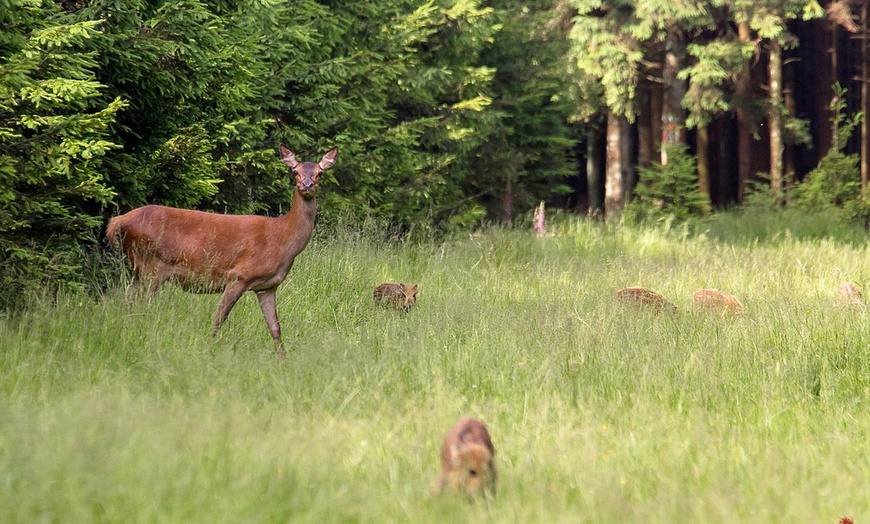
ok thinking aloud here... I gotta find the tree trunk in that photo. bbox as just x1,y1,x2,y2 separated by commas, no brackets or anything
736,23,752,202
697,126,710,196
769,39,783,195
621,116,636,199
783,44,797,193
661,26,688,164
651,80,663,163
605,110,625,221
586,126,605,217
720,114,739,205
863,0,869,199
638,85,654,167
503,175,513,225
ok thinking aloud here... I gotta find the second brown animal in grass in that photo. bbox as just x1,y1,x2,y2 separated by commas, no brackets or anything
692,288,744,315
432,417,497,500
836,282,864,307
373,283,418,312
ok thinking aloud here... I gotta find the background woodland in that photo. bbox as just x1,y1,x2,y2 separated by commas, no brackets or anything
1,0,869,304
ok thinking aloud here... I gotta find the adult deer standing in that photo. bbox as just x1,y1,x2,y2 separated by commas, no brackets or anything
106,144,337,358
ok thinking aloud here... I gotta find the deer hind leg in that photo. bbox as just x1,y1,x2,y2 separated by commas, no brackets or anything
125,270,160,303
126,254,171,301
212,280,247,337
256,287,286,359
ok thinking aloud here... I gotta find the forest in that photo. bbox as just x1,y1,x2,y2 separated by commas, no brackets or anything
1,0,869,305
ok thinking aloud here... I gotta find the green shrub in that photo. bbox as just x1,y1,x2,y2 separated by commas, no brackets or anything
625,144,711,224
0,7,125,310
793,83,864,220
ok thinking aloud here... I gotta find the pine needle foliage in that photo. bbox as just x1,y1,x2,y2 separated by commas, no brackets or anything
0,1,125,309
627,144,711,223
793,83,866,221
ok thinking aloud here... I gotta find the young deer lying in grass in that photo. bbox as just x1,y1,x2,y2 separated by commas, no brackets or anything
373,283,418,312
106,144,337,358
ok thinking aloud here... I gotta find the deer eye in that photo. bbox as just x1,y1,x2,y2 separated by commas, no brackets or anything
468,469,477,477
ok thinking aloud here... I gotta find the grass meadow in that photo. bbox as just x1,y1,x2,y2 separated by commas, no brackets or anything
2,211,869,523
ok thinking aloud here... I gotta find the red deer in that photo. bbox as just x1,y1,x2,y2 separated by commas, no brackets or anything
432,417,497,500
106,144,337,358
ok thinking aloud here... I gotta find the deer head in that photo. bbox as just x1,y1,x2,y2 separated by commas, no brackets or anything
449,441,495,498
280,143,338,199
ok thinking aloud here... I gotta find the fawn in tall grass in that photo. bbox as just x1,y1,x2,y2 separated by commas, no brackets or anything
432,417,497,500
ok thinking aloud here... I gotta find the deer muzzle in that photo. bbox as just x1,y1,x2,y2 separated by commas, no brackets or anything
299,181,317,197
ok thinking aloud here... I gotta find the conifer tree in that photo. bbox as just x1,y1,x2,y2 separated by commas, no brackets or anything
474,0,577,223
733,0,823,194
0,2,124,306
569,0,719,216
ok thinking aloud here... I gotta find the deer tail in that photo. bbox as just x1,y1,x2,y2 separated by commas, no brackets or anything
105,217,122,249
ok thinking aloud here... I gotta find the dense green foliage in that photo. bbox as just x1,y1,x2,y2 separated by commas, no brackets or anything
794,84,865,217
474,0,578,221
0,3,125,308
2,216,869,521
627,144,711,223
0,0,864,309
0,0,578,306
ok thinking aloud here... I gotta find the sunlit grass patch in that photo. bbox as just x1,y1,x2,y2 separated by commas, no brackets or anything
2,212,869,522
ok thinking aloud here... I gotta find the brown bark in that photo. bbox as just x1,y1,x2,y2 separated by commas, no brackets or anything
769,39,783,194
587,126,605,217
605,110,624,221
650,81,663,162
661,26,688,164
736,23,752,202
863,0,869,199
832,17,839,77
783,55,797,190
620,115,635,198
503,175,513,225
697,126,710,196
638,85,654,167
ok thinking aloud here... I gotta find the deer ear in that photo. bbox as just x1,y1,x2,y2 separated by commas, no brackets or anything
280,144,298,168
319,147,338,170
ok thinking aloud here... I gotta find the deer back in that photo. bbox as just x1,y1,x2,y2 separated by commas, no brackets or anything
110,206,294,285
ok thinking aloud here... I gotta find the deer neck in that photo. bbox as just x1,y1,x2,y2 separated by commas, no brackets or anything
278,190,317,255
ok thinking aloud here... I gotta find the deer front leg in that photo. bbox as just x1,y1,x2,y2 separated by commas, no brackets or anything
256,287,286,359
212,281,247,337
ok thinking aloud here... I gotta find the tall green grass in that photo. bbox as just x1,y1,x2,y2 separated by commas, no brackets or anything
2,212,869,522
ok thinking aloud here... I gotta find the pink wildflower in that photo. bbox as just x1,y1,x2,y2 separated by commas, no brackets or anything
533,201,545,237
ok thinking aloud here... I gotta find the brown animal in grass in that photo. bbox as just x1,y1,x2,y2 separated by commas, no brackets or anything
692,288,745,315
836,282,864,307
432,417,497,500
106,144,337,358
615,286,677,313
373,283,418,312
